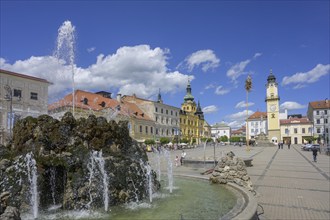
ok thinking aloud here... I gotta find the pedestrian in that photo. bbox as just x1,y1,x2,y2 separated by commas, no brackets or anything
278,143,280,149
288,141,291,150
281,142,283,149
180,150,186,165
175,155,179,167
312,146,318,162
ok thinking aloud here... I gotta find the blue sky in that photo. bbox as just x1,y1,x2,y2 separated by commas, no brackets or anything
1,0,329,128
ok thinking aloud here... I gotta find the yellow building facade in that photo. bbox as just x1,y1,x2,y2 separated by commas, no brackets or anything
179,80,205,144
265,70,281,144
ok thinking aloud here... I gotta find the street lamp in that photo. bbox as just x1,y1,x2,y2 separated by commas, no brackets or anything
4,85,13,139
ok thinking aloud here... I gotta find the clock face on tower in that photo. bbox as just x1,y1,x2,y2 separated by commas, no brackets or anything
270,104,276,112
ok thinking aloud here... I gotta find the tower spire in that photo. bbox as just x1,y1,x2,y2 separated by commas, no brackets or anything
157,88,163,103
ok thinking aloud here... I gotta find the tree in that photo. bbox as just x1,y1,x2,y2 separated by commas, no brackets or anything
220,135,228,142
144,139,155,145
160,137,170,145
245,75,252,150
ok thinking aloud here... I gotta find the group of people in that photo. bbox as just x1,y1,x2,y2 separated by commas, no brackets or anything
175,150,186,167
278,141,291,149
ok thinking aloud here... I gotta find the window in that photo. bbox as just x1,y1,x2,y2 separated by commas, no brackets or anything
325,110,328,115
171,110,173,115
151,127,153,134
156,128,158,135
175,112,177,116
161,109,163,113
140,125,142,133
308,127,312,133
30,92,38,100
145,126,148,134
316,119,320,124
285,129,289,134
326,128,329,133
13,89,22,98
294,128,298,134
166,109,168,114
302,128,305,133
325,119,328,124
317,128,320,133
155,107,158,112
156,116,158,122
166,118,168,124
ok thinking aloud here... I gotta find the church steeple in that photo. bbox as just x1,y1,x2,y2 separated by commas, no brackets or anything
267,69,277,84
183,78,195,103
157,88,163,103
195,100,204,119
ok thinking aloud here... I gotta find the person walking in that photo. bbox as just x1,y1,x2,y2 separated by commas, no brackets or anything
312,146,318,162
288,141,291,150
180,150,186,165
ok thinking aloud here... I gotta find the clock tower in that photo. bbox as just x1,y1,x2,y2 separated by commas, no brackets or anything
265,70,281,144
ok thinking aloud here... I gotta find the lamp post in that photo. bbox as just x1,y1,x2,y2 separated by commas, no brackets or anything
4,85,13,139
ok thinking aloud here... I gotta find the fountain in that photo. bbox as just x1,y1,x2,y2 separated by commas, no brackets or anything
87,150,109,211
164,149,173,193
24,152,39,219
54,20,76,116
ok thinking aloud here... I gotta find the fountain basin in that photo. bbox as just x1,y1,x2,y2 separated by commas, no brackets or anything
23,175,258,220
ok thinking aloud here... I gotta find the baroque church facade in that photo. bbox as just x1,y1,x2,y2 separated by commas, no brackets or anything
179,80,206,144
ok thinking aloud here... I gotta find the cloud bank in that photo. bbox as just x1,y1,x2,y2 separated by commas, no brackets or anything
0,45,191,103
281,64,330,89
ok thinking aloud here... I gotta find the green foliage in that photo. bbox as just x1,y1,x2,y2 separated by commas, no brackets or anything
219,135,228,142
145,139,155,145
160,137,170,145
180,138,189,144
230,136,246,143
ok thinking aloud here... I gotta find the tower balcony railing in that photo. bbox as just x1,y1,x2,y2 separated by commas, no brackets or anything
265,95,280,102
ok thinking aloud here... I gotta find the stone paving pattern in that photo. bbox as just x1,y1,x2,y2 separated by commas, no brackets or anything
148,144,330,220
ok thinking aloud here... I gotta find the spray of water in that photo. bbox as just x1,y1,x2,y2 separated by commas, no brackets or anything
87,150,109,212
25,152,39,219
164,150,173,193
54,20,76,116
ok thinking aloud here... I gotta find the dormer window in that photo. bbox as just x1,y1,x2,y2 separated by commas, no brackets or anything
82,98,88,105
100,101,106,107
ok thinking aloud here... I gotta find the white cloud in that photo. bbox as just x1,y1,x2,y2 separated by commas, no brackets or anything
205,83,216,90
281,64,330,88
178,49,220,72
87,47,96,52
226,110,254,129
0,44,191,103
203,105,218,114
215,86,230,95
253,53,262,59
226,53,261,83
235,101,255,108
280,101,306,110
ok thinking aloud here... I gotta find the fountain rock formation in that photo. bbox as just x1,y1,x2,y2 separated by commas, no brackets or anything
209,151,254,192
0,112,160,216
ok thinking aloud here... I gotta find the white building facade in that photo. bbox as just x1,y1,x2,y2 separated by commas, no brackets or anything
246,111,268,140
307,100,330,146
0,69,52,144
211,122,231,140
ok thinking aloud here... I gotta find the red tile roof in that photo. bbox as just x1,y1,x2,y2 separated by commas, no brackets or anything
48,90,153,121
0,69,52,84
280,117,312,125
248,111,267,120
309,100,330,109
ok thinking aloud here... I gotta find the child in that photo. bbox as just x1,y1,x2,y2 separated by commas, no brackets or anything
175,155,179,167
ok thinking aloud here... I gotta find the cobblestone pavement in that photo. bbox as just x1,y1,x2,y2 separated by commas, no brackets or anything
147,144,330,220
